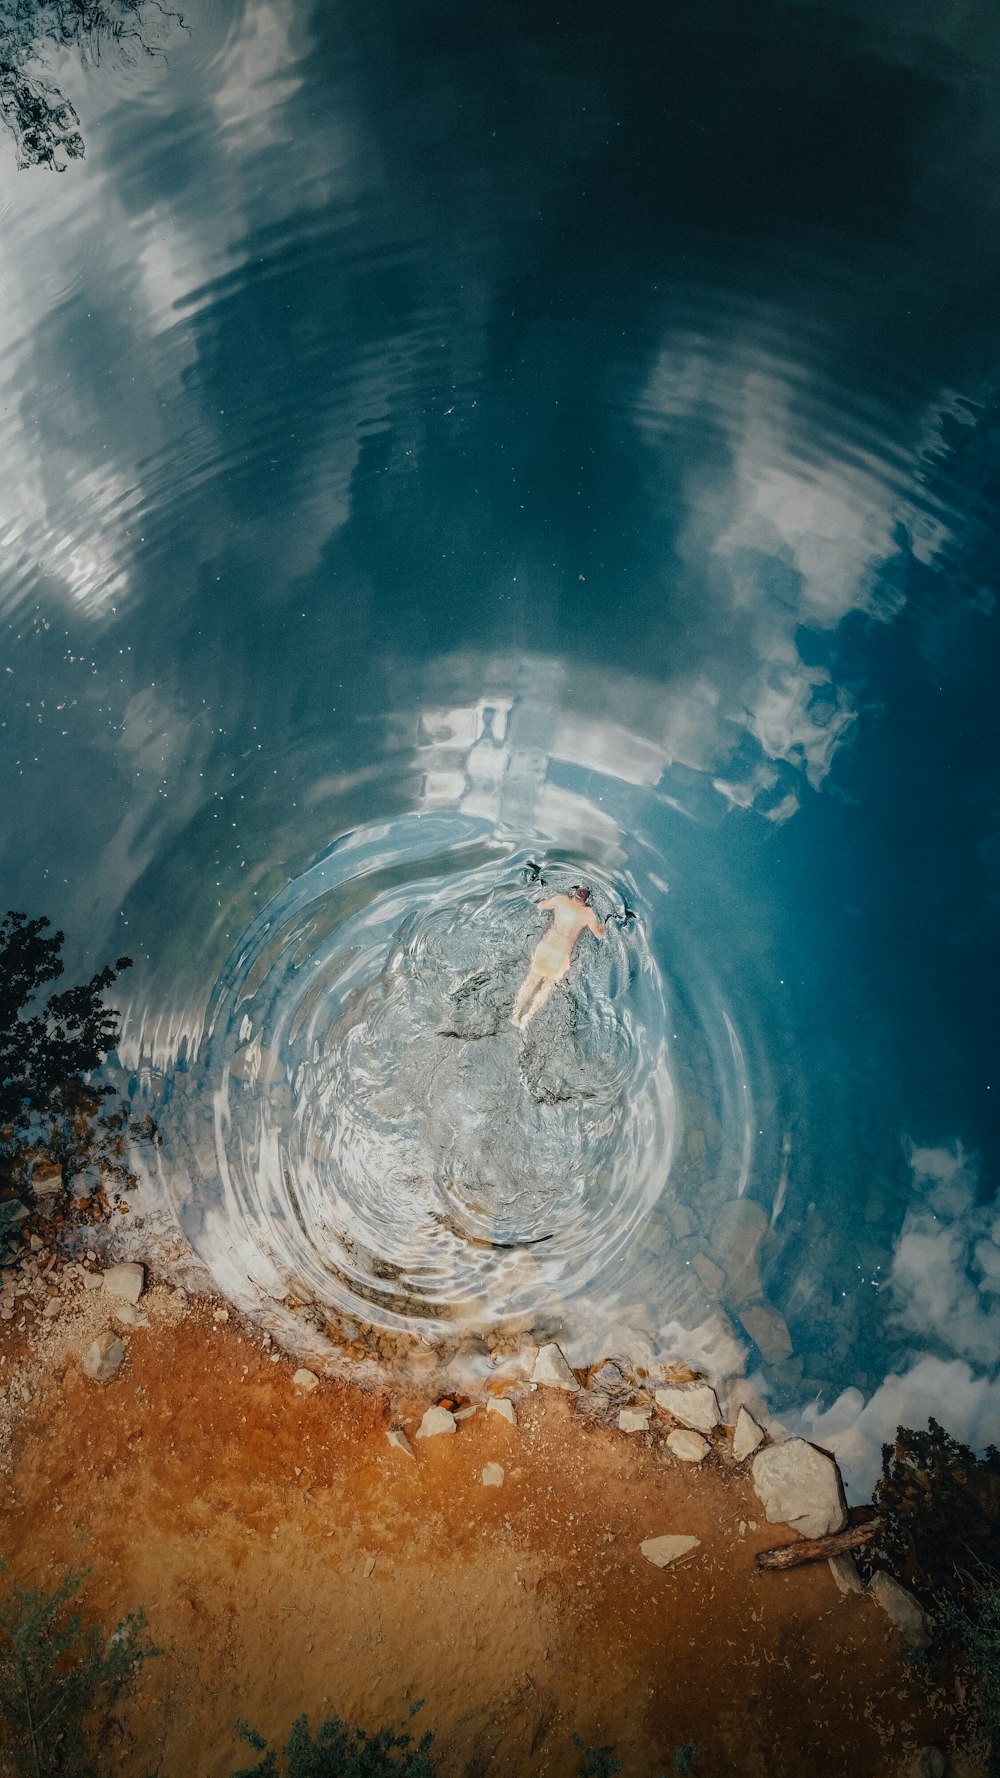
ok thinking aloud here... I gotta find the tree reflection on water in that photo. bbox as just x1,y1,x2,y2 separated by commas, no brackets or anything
0,0,182,169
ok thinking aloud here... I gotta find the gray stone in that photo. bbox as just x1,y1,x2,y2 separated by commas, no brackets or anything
666,1428,709,1463
385,1427,415,1459
868,1571,931,1649
640,1534,701,1568
904,1752,946,1778
481,1463,505,1486
751,1438,847,1538
31,1160,63,1197
654,1382,721,1433
487,1396,516,1425
82,1332,126,1383
691,1252,725,1295
711,1198,767,1304
113,1303,149,1328
453,1404,477,1421
738,1302,793,1364
531,1342,580,1392
618,1405,652,1434
732,1406,766,1461
292,1368,320,1392
101,1262,145,1305
416,1405,457,1439
829,1552,863,1594
82,1271,104,1292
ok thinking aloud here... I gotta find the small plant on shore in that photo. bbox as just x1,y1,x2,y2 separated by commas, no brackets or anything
945,1575,1000,1777
231,1710,437,1778
572,1741,621,1778
0,1564,157,1777
0,910,153,1214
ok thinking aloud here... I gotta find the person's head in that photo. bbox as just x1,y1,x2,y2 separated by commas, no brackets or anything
570,884,592,905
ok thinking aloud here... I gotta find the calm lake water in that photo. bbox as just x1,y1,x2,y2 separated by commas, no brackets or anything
2,0,999,1491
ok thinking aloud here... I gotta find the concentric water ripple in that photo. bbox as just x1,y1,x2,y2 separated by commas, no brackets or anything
143,788,759,1378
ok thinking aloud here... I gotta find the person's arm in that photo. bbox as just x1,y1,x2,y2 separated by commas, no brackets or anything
588,909,606,938
537,897,555,911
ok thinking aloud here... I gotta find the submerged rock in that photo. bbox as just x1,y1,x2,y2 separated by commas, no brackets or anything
640,1534,700,1568
82,1332,126,1383
751,1439,847,1538
481,1463,505,1486
654,1382,720,1433
385,1427,415,1459
737,1302,792,1364
531,1343,580,1392
292,1368,320,1392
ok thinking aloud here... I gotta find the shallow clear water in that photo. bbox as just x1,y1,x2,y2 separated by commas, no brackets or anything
2,0,1000,1490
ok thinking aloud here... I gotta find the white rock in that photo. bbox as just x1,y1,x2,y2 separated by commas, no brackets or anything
531,1343,580,1391
41,1297,62,1319
829,1553,863,1595
82,1271,104,1292
292,1368,320,1392
618,1405,652,1434
101,1262,145,1305
732,1406,766,1461
82,1331,126,1383
481,1463,505,1486
113,1303,149,1328
487,1396,516,1425
654,1382,721,1433
640,1534,700,1568
867,1571,931,1648
666,1428,709,1463
415,1405,457,1439
454,1404,477,1421
751,1439,847,1538
385,1427,415,1459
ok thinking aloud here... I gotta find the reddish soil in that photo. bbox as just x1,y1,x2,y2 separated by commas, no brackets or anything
0,1287,968,1778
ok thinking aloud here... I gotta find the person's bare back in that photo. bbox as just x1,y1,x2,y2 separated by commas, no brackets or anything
512,885,605,1029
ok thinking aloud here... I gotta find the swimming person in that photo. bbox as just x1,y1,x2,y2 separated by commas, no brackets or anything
512,885,605,1029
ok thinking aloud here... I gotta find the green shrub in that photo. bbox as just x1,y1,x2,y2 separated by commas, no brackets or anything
0,1565,157,1778
231,1709,436,1778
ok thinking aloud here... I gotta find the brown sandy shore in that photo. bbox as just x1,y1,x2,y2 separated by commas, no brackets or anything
0,1268,974,1778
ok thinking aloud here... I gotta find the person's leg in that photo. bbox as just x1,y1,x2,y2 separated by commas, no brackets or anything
518,971,563,1027
512,968,542,1026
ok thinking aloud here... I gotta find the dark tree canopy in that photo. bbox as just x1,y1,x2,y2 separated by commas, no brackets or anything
0,0,182,169
867,1417,1000,1613
0,910,130,1136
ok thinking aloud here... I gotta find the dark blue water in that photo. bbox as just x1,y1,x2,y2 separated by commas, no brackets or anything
2,0,999,1492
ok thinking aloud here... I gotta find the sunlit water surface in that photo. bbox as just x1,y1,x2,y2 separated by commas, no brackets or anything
2,0,1000,1492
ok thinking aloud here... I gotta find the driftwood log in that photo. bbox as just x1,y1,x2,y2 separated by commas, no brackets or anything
755,1520,878,1572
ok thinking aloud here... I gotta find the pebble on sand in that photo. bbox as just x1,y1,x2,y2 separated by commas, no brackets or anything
101,1263,146,1305
481,1463,505,1486
385,1427,415,1459
487,1396,517,1425
640,1534,701,1568
666,1428,709,1463
292,1368,320,1392
531,1343,580,1392
416,1404,457,1439
82,1331,126,1383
